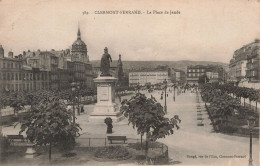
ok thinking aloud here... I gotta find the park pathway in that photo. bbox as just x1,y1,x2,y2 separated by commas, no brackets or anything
149,89,259,166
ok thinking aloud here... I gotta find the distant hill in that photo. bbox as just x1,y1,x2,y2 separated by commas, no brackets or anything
90,60,229,73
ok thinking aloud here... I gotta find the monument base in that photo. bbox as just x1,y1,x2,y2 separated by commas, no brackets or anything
89,103,124,123
89,75,125,123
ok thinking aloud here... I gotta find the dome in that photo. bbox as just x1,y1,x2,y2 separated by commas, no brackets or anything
73,39,86,46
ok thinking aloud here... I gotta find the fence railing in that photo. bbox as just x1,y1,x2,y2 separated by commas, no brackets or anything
76,137,141,147
76,137,168,157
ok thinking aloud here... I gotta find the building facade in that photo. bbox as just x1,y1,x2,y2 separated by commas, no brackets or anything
0,49,24,93
246,40,260,82
228,40,260,82
0,27,93,93
186,65,224,85
170,68,186,85
129,67,170,87
186,65,206,85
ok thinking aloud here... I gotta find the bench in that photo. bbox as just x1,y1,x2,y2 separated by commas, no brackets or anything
7,135,25,145
107,136,127,144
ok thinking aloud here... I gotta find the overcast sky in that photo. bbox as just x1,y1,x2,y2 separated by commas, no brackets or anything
0,0,259,63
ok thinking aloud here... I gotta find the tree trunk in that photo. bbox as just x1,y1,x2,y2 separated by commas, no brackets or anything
145,137,148,161
244,98,245,107
141,135,143,150
49,141,52,161
256,102,258,112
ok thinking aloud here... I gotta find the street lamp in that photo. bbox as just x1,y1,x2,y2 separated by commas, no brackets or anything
71,81,76,124
247,116,256,166
173,84,176,102
163,79,167,113
137,82,140,93
76,83,80,116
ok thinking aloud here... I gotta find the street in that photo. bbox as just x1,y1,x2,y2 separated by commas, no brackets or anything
147,89,259,166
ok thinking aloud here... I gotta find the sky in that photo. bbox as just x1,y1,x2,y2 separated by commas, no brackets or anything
0,0,259,63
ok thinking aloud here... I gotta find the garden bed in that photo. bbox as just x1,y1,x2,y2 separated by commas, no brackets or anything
94,146,131,161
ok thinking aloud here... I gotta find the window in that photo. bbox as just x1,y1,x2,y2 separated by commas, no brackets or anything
3,62,5,68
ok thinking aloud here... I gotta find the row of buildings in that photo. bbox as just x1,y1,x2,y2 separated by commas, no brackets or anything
128,64,226,87
229,39,260,83
128,66,186,87
0,28,125,93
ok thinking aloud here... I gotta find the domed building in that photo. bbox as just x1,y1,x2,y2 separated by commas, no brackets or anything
71,27,89,63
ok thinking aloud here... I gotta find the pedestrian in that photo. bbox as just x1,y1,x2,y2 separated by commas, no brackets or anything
81,105,84,113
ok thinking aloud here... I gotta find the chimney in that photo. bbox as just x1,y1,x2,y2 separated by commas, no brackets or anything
18,54,23,60
8,51,14,58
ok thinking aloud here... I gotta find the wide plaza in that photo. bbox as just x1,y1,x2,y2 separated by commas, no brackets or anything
2,89,259,165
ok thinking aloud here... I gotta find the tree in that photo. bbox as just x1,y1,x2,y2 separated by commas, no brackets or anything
19,95,81,161
198,74,209,84
210,94,240,126
120,93,180,159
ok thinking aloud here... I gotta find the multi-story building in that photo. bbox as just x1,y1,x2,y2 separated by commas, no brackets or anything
206,70,219,83
0,26,94,93
85,63,93,88
186,65,207,85
0,48,24,93
246,39,260,82
170,68,186,85
187,65,224,85
70,27,93,88
228,41,256,82
129,66,171,87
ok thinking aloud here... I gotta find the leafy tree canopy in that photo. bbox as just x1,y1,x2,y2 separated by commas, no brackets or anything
120,93,180,141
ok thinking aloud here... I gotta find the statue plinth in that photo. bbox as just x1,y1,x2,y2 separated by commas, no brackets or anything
89,76,124,122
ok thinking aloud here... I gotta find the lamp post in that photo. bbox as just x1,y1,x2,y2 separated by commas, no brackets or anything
247,116,256,166
71,81,76,124
76,83,80,116
173,84,176,102
137,82,140,93
163,79,167,113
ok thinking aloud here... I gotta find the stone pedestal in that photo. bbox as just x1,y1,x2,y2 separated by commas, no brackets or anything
90,76,124,122
25,143,36,159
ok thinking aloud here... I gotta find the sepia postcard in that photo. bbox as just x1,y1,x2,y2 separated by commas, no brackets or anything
0,0,259,166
